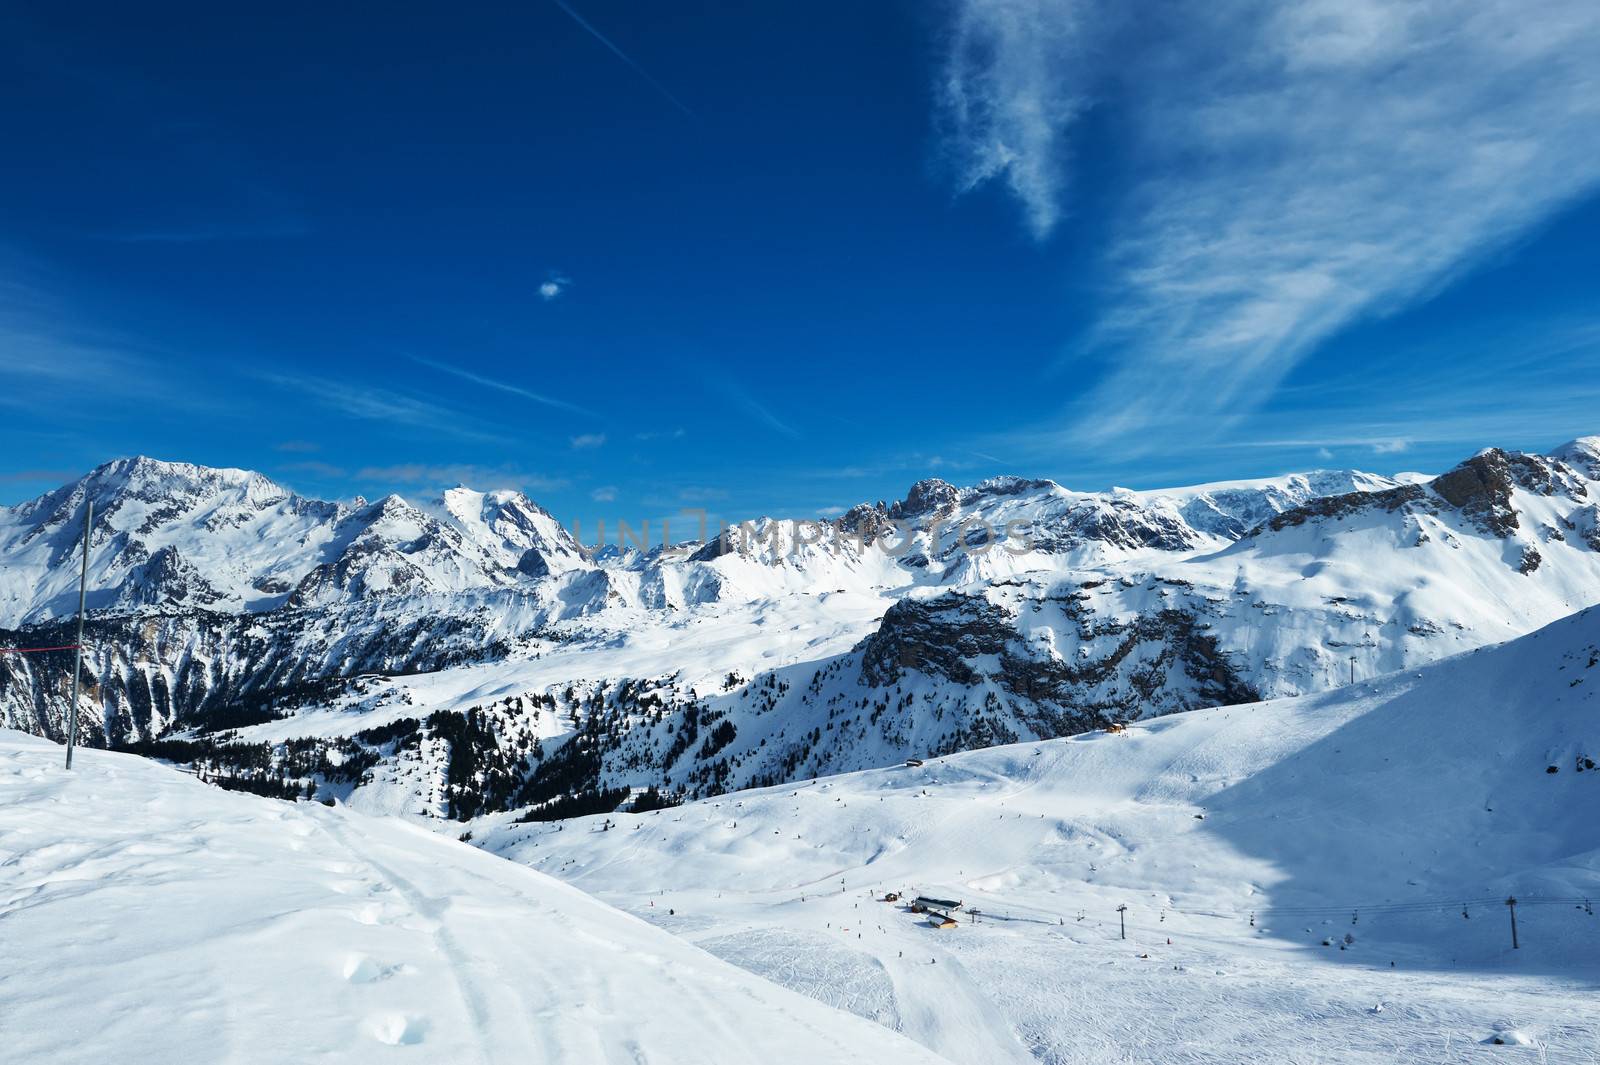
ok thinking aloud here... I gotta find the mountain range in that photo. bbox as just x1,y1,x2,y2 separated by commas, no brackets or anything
3,437,1598,818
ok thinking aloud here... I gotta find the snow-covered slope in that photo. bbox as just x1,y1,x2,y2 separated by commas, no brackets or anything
470,605,1600,1064
0,732,950,1065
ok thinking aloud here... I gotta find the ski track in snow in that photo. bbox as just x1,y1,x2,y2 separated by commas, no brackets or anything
0,733,952,1065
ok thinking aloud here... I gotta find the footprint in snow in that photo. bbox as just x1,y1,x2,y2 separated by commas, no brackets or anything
341,954,404,984
367,1011,427,1046
351,902,394,926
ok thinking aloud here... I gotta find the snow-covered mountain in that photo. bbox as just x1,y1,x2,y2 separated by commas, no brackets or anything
469,604,1600,1063
0,456,592,623
0,731,950,1065
3,439,1599,817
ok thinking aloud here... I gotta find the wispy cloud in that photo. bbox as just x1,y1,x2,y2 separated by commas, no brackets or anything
89,218,311,243
936,0,1093,240
258,371,506,444
355,463,569,493
972,317,1600,487
0,276,202,410
590,485,618,503
548,0,697,119
712,377,799,438
569,432,606,450
278,459,348,479
409,355,597,418
939,0,1600,447
0,468,78,484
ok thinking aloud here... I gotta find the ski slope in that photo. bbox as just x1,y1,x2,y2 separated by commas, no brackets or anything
474,606,1600,1063
0,733,951,1065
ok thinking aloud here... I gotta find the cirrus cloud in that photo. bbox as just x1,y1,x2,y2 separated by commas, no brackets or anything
939,0,1600,448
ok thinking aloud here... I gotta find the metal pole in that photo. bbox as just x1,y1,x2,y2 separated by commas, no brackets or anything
1117,904,1127,940
1505,896,1518,950
1349,656,1356,686
65,499,92,770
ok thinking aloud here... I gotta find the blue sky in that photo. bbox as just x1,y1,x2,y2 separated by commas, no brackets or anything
3,1,1598,527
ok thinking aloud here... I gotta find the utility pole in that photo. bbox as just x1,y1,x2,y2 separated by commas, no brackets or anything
65,499,92,771
1117,904,1128,940
1349,655,1356,686
1505,896,1519,950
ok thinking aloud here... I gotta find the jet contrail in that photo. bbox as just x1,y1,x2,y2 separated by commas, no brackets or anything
549,0,697,119
410,355,600,418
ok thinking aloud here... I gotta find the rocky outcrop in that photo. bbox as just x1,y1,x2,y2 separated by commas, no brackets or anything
1259,483,1429,534
857,587,1258,729
0,599,533,745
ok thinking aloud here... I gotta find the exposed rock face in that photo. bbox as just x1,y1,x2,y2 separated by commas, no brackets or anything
1041,496,1204,553
890,478,961,519
836,502,897,541
860,595,1014,688
1260,483,1429,534
1259,449,1591,571
113,546,226,611
1567,505,1600,552
1431,448,1588,538
0,602,523,744
858,587,1259,730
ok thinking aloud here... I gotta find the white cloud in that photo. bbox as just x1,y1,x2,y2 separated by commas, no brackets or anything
939,0,1600,447
539,272,571,301
590,485,618,503
1371,439,1410,455
570,432,607,450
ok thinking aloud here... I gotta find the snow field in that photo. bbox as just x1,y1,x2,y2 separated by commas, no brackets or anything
474,607,1600,1063
0,732,951,1065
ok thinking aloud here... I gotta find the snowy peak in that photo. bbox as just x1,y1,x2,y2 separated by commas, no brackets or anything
0,457,345,622
0,457,591,625
1551,436,1600,480
889,478,962,519
435,485,590,579
1253,445,1591,544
